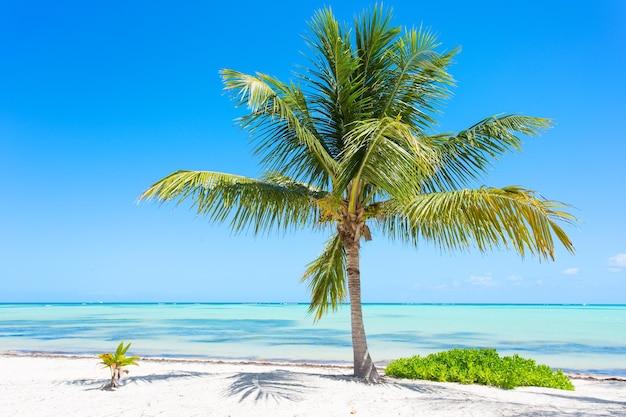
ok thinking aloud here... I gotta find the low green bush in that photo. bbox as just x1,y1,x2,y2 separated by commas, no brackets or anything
384,348,574,390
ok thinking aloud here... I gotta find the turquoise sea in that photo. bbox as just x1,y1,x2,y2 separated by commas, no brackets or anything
1,303,624,376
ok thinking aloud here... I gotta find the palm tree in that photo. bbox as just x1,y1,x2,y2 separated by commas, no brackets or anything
140,5,575,382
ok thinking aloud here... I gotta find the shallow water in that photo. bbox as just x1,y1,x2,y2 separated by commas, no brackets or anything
1,303,624,376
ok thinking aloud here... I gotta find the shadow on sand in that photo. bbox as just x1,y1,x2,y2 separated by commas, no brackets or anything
65,370,214,391
223,370,313,403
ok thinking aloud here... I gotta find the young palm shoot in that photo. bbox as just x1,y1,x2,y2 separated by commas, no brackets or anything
97,341,139,388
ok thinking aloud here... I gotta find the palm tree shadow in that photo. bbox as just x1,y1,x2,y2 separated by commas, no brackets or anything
65,370,213,391
128,370,213,384
224,370,311,403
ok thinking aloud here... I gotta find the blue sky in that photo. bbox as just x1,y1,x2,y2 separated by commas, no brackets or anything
1,1,625,304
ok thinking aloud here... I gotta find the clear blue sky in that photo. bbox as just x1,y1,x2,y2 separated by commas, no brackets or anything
1,1,625,304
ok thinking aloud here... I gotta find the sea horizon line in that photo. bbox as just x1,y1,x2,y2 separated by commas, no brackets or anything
2,302,625,307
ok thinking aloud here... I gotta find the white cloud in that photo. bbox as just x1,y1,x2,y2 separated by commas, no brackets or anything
506,275,525,287
467,273,498,287
433,280,461,290
609,253,626,268
608,254,626,272
562,267,580,275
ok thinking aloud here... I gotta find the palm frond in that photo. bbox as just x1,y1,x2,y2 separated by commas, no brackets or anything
260,171,325,194
301,233,346,321
338,117,438,204
221,70,337,186
371,199,419,246
380,187,576,260
425,115,553,191
354,4,399,88
139,170,324,235
378,27,458,129
300,7,364,158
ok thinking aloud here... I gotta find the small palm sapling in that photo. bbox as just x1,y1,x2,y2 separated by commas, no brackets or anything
97,341,139,388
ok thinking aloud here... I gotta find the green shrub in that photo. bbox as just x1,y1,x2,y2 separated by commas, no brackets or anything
384,348,574,390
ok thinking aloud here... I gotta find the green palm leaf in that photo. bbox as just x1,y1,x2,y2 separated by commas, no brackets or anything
301,8,364,159
301,233,347,321
426,115,553,190
221,70,338,186
381,187,575,260
378,26,457,128
338,117,438,202
354,4,399,91
140,170,324,234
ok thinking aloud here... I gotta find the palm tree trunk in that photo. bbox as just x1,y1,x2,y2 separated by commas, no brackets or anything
344,239,380,382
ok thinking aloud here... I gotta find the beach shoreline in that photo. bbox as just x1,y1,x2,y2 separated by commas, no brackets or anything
3,351,626,381
4,350,626,380
2,352,625,416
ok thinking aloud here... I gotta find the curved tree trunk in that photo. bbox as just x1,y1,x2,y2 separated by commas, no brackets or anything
344,239,380,382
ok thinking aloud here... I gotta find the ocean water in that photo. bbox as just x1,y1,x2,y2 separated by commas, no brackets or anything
1,303,624,376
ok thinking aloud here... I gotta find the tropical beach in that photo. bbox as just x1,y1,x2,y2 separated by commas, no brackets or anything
1,353,625,417
2,303,625,416
3,1,626,416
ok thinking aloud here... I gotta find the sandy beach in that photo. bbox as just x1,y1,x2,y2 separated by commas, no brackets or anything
1,353,624,417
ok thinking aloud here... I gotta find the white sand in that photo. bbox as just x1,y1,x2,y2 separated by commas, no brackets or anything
1,353,625,417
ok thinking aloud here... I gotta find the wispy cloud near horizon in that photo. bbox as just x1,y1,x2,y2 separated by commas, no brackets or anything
608,253,626,272
467,273,498,287
562,267,580,275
